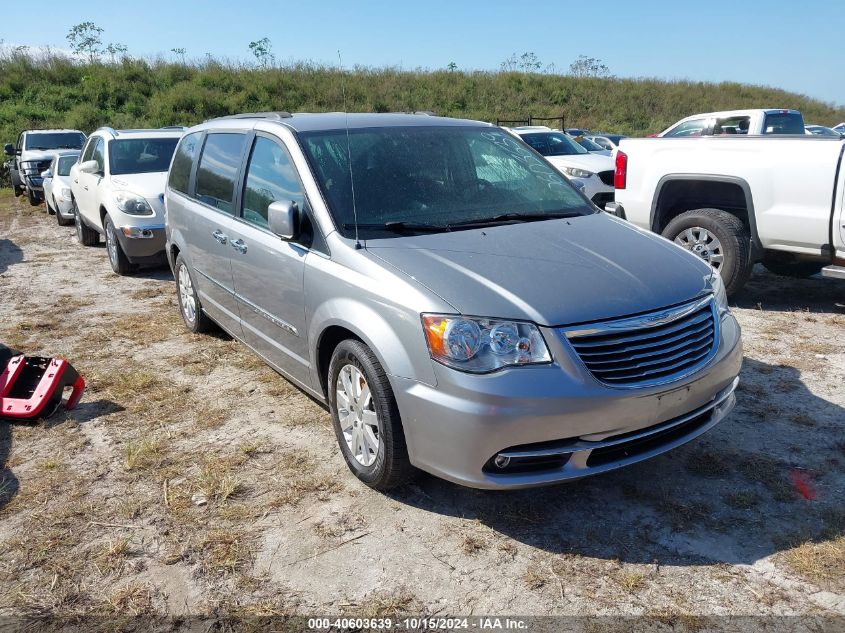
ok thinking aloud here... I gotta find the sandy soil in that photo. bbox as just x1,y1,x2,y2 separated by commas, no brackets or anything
0,191,843,622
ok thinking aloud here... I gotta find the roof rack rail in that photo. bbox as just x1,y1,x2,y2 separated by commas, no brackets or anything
95,126,119,137
205,112,293,123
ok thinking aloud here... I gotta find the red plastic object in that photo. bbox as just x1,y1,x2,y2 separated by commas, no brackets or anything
0,354,85,421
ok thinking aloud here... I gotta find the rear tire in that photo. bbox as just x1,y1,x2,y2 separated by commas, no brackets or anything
328,339,415,491
104,215,133,275
762,253,824,279
175,255,212,334
662,208,752,297
73,200,99,246
27,188,40,207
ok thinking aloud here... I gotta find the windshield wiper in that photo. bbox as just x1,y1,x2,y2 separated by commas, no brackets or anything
448,211,583,228
342,221,449,234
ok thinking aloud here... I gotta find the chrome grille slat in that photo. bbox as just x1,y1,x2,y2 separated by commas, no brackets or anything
563,297,719,388
569,310,712,348
584,332,714,367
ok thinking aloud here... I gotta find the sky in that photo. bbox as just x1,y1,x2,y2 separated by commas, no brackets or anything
4,0,842,106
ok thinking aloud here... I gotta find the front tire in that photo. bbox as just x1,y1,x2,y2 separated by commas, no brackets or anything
104,215,133,275
27,188,41,207
662,208,752,297
175,255,212,334
328,339,414,491
74,200,99,246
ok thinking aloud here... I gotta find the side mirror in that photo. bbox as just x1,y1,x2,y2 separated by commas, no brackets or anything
79,160,100,174
42,169,53,179
3,143,14,156
268,200,300,240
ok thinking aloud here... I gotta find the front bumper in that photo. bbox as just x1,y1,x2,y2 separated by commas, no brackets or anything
115,225,167,265
391,313,742,489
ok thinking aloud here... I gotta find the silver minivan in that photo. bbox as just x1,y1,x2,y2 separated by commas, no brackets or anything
164,112,742,490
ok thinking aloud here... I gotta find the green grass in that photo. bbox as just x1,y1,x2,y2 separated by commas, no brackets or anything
2,49,843,166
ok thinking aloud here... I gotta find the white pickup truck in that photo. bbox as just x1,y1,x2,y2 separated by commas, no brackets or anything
609,135,845,295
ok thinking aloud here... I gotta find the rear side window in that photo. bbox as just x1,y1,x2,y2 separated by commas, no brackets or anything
763,112,805,135
168,132,202,194
195,133,247,214
241,136,306,229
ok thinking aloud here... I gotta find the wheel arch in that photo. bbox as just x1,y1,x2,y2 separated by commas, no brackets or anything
650,174,761,258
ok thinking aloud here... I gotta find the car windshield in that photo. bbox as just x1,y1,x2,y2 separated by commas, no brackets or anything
108,138,180,175
519,132,588,156
56,155,78,176
25,132,85,151
575,136,605,152
300,126,594,239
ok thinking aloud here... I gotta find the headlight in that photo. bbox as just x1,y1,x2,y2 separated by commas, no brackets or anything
113,190,153,215
561,167,594,179
422,315,551,373
709,271,729,315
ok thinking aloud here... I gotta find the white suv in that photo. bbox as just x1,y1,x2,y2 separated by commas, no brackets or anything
70,127,184,275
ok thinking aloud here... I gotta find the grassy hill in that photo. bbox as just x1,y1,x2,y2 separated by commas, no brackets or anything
2,51,844,149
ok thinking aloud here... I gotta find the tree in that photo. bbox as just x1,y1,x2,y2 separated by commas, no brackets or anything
105,42,128,64
447,61,457,72
569,55,610,78
248,37,274,68
67,22,104,63
171,47,187,64
500,52,543,73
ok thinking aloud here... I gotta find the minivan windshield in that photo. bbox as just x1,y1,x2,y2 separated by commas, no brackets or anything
300,126,594,238
108,138,180,175
25,132,86,151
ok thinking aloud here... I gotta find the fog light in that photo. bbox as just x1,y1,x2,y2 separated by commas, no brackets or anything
121,227,154,239
493,455,510,469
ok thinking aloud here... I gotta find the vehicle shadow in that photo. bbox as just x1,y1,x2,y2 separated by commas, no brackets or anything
0,422,18,512
390,356,844,566
0,238,24,275
131,265,174,282
734,265,844,314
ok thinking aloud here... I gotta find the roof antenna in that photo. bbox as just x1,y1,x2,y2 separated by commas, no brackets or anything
338,50,361,250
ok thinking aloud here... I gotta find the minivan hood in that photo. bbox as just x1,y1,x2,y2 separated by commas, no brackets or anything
110,172,168,200
545,153,613,173
365,214,712,327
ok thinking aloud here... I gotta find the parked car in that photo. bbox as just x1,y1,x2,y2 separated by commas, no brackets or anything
587,134,628,150
69,127,183,275
610,134,845,295
656,109,805,137
42,150,81,226
4,129,87,206
805,124,843,137
565,127,590,137
165,112,741,491
833,122,845,134
508,126,616,207
571,134,612,156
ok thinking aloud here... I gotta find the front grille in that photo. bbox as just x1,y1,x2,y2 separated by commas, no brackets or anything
598,170,615,186
22,159,51,175
564,297,718,388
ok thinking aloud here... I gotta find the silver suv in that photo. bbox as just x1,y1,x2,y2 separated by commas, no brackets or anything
164,112,742,490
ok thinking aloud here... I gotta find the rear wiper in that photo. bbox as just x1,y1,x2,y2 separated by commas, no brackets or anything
342,221,449,233
448,211,582,228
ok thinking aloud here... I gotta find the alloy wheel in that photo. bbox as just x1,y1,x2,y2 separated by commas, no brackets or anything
674,226,724,271
335,364,379,467
106,222,119,269
178,265,196,324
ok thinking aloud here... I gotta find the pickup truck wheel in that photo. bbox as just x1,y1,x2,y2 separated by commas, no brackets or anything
13,184,23,197
175,255,212,333
761,253,824,279
663,208,752,296
328,340,415,491
27,188,41,207
104,215,133,276
73,200,99,246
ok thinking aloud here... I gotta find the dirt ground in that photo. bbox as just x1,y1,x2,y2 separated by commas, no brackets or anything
1,190,843,623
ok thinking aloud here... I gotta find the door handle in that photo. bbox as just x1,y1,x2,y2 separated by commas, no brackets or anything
231,239,247,254
83,185,89,190
212,230,228,245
